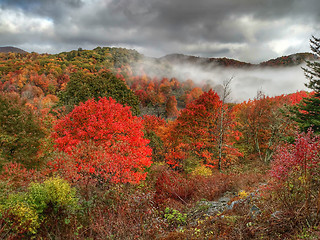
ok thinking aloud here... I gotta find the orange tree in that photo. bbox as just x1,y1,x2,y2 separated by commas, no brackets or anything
50,97,152,185
164,90,241,171
234,91,309,163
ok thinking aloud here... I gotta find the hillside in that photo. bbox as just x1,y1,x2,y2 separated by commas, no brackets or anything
0,46,28,54
159,52,318,68
259,52,318,67
160,53,253,68
0,46,319,239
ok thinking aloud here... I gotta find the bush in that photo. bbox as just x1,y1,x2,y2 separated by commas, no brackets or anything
191,165,212,177
87,184,164,239
164,207,187,230
26,177,78,216
253,130,320,238
152,165,195,207
0,177,79,237
192,173,233,201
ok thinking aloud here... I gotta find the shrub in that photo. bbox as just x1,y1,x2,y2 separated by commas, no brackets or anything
192,173,233,201
258,129,320,238
26,177,78,216
191,165,212,177
0,177,79,237
87,184,164,239
4,199,40,235
164,207,187,230
152,165,195,206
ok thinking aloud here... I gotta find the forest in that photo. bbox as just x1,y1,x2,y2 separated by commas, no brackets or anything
0,37,319,240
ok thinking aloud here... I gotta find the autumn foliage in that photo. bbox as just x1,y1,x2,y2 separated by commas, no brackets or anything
51,97,152,184
270,129,320,182
164,90,241,170
1,46,319,239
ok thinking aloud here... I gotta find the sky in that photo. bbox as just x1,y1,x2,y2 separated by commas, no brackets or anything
0,0,319,63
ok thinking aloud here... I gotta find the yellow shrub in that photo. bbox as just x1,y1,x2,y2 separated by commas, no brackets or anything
238,190,249,199
191,165,213,177
11,202,40,234
29,177,78,210
1,177,78,236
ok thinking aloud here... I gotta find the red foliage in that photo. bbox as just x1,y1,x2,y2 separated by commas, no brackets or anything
165,90,222,168
0,162,41,189
143,115,166,134
152,165,195,206
184,87,203,105
270,129,320,182
51,97,152,184
164,90,241,169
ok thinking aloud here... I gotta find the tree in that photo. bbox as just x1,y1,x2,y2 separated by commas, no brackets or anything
165,96,179,118
234,91,307,163
51,97,152,184
164,90,241,171
143,115,166,162
292,36,320,133
217,77,232,170
58,70,141,115
0,93,45,169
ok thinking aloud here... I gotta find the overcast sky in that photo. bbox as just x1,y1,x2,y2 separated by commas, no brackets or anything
0,0,319,63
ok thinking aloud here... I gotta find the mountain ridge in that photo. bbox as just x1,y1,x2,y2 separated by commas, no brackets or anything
0,45,317,68
0,46,28,54
159,52,318,68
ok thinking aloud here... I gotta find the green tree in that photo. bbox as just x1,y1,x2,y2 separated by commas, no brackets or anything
58,70,140,115
292,36,320,133
0,93,45,168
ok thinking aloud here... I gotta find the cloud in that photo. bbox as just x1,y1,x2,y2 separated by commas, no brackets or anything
0,0,319,62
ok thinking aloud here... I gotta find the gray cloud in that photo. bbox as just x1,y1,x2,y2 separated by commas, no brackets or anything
0,0,319,63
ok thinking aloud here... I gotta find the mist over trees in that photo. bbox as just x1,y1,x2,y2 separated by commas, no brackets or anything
0,38,319,239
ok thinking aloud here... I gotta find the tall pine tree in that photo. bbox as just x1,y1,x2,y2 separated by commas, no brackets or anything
292,36,320,133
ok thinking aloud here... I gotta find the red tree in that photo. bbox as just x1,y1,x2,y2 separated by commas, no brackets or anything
51,97,152,184
164,90,242,170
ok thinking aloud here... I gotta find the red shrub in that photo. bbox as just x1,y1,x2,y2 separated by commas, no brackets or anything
151,165,195,206
0,162,42,189
192,173,233,201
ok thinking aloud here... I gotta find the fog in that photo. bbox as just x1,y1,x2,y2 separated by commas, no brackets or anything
133,59,309,103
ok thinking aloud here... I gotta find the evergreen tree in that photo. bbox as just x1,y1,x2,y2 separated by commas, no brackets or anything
292,36,320,133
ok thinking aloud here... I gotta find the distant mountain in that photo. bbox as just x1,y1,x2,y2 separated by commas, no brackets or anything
0,46,28,54
160,53,253,68
259,53,318,67
159,52,318,68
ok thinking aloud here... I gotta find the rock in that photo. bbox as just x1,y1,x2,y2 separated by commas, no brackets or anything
250,205,261,218
271,211,282,219
219,197,230,203
226,200,240,210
